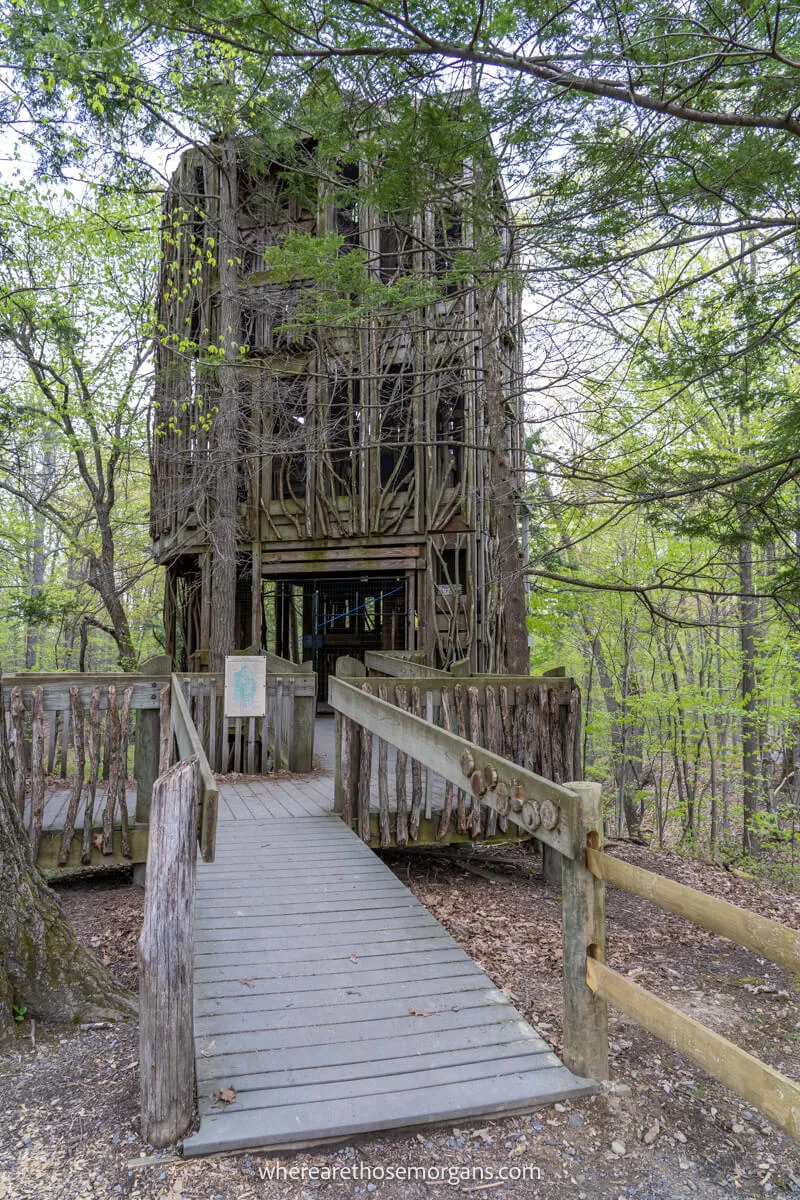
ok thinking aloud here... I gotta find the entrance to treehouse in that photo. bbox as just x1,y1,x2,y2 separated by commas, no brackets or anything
263,573,409,706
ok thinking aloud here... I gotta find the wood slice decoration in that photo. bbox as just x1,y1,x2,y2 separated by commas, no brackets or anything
540,798,560,830
521,800,541,830
494,781,511,816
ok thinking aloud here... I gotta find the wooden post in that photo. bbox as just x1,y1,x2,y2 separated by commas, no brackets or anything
138,756,198,1148
134,655,171,825
561,780,608,1081
290,674,316,773
10,686,26,816
58,687,85,866
29,687,45,861
333,657,364,816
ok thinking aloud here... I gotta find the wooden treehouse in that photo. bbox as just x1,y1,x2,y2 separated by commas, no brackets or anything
150,119,525,695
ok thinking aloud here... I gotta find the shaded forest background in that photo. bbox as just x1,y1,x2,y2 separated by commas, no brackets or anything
1,0,799,880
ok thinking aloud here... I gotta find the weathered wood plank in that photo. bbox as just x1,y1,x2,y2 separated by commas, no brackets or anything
139,757,198,1148
184,1066,594,1156
588,846,800,974
587,956,800,1141
58,687,85,866
28,687,45,861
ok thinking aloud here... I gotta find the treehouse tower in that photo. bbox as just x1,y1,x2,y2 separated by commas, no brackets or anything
150,113,525,693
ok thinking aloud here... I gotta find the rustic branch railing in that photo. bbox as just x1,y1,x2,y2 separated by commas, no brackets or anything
584,849,800,1140
328,673,608,1081
329,672,800,1136
332,670,581,844
175,670,315,774
2,673,167,868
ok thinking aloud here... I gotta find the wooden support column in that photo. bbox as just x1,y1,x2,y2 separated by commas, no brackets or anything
134,655,172,826
561,780,608,1081
251,542,262,650
289,664,316,773
138,756,198,1147
333,656,365,818
199,551,212,655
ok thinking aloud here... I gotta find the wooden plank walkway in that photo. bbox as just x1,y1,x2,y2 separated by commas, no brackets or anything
183,777,596,1156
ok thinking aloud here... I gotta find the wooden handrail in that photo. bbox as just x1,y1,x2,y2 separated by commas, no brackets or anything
170,674,218,862
1,674,168,711
365,651,452,679
586,957,800,1142
328,675,579,857
586,847,800,974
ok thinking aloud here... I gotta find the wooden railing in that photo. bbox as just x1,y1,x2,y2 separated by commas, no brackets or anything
2,672,167,868
175,670,315,774
333,665,581,844
583,848,800,1140
330,672,800,1137
169,675,218,863
328,672,608,1081
365,651,453,679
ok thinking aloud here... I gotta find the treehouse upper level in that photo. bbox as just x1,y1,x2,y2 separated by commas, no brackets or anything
150,108,524,675
150,125,522,550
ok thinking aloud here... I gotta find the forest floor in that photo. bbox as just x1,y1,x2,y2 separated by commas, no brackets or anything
2,843,800,1200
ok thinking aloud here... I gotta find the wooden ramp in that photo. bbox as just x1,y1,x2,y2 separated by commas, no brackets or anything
183,782,596,1157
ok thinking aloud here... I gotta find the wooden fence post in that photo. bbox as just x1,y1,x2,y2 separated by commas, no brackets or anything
138,756,198,1147
134,655,172,825
561,780,609,1081
333,657,364,817
290,666,316,773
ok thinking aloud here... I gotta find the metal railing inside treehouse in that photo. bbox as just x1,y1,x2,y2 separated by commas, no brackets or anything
329,672,800,1142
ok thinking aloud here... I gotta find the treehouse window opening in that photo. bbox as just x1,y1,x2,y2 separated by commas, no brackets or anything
379,365,413,487
435,374,465,488
434,205,463,290
335,161,360,249
439,548,467,594
328,377,360,496
191,165,205,242
378,218,413,282
269,376,307,500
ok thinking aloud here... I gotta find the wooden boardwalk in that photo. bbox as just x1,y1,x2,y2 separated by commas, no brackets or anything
183,766,596,1156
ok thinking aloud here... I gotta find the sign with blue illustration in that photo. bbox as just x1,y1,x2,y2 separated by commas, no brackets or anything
224,655,267,718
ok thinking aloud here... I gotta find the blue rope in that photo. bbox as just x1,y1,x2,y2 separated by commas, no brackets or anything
316,585,403,629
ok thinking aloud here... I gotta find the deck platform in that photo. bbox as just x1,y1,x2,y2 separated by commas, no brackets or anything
183,752,596,1156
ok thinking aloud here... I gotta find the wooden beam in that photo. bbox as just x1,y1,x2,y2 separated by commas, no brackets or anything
349,675,575,702
37,827,149,869
365,651,451,679
170,674,218,863
2,676,167,712
365,812,526,847
586,957,800,1141
561,783,608,1081
139,757,197,1148
587,847,800,975
328,676,578,856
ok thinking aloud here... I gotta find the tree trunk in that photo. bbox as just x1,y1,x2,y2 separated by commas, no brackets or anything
0,693,135,1042
479,291,528,674
738,538,760,854
209,136,240,673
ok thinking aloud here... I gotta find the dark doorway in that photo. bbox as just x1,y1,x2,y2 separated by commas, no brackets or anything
263,573,408,706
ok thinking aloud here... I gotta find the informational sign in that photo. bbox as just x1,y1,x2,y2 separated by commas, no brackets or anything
224,655,267,718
